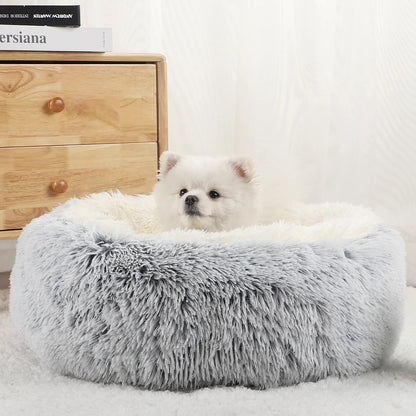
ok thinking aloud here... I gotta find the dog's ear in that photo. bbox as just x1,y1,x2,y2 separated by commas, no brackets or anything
229,157,255,182
158,152,181,178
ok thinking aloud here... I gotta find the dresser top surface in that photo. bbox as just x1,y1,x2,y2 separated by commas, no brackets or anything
0,51,166,63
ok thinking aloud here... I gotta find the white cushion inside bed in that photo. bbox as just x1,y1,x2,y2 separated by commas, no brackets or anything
54,191,381,243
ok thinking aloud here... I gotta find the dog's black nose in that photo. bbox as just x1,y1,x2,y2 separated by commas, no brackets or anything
185,195,199,206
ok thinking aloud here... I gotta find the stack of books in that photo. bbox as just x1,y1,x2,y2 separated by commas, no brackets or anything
0,5,112,52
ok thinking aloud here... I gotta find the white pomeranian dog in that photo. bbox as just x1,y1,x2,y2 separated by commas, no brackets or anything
153,152,259,231
153,151,304,231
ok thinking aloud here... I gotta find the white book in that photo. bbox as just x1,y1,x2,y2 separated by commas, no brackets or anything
0,25,112,52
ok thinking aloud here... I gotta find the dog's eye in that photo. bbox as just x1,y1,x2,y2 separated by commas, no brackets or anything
179,188,188,197
209,190,220,199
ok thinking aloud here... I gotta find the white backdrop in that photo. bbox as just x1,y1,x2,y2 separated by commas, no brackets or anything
1,0,416,284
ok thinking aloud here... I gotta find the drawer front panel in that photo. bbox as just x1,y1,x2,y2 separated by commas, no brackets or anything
0,143,157,230
0,64,157,147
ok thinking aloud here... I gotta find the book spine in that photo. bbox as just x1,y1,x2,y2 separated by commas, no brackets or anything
0,5,81,27
0,26,112,52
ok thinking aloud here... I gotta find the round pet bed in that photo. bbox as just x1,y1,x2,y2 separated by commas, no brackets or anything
10,192,406,391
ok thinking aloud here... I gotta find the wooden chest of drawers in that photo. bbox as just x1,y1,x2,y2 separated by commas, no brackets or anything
0,52,167,240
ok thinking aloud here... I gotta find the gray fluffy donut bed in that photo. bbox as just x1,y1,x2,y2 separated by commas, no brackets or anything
10,192,406,391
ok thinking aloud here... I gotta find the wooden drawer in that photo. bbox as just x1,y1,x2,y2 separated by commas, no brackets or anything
0,143,158,231
0,64,157,147
0,52,167,240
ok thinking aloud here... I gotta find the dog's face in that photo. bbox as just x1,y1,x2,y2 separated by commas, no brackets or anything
153,152,259,231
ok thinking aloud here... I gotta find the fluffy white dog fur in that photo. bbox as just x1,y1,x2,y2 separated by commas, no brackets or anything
153,152,260,231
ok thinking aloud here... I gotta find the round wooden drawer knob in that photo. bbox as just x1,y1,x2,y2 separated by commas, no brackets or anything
51,179,68,194
48,97,65,113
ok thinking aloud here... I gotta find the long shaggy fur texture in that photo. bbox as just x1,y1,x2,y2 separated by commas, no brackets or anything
9,193,406,391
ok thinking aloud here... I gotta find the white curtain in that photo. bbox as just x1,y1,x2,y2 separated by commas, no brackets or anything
2,0,416,285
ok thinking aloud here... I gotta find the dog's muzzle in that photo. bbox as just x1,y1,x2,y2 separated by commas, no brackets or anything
184,195,200,216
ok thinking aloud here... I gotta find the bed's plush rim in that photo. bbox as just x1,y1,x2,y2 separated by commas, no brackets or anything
44,192,384,244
